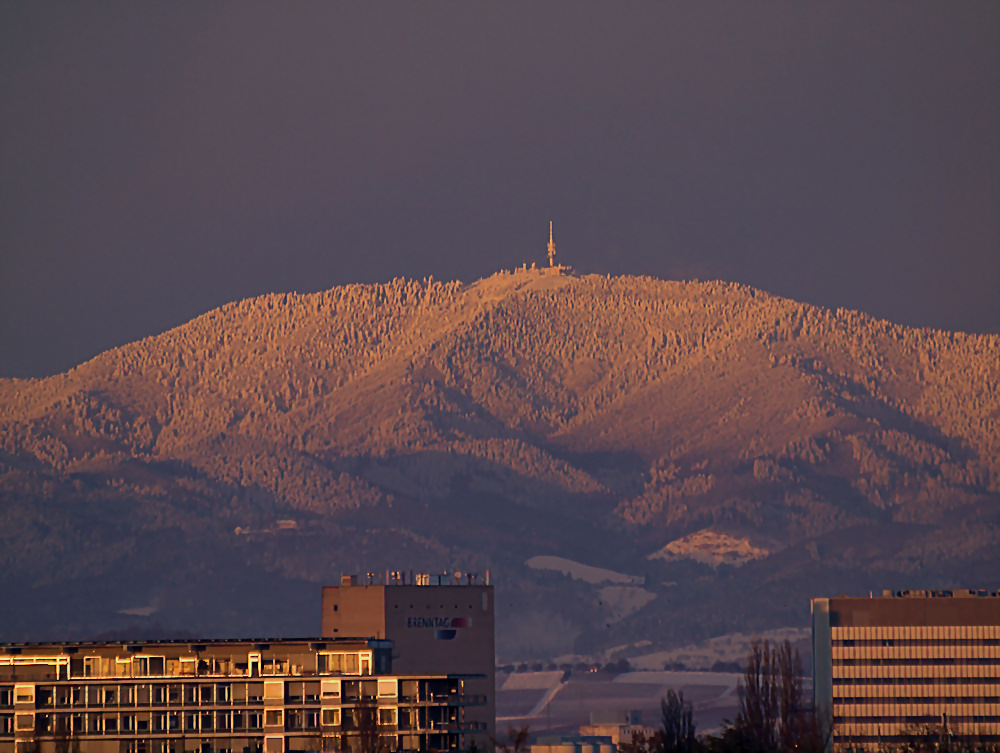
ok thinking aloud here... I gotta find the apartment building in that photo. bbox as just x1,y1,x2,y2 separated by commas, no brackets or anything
812,589,1000,749
1,573,494,753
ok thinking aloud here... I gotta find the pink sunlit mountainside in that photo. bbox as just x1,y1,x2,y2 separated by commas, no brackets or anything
1,270,997,659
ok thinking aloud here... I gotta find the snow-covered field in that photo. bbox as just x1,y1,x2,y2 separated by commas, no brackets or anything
525,555,643,584
496,669,742,737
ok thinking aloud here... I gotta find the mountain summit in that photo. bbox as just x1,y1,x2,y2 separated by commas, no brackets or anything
2,270,997,658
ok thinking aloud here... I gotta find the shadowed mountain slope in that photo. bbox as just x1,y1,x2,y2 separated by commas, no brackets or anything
2,270,997,658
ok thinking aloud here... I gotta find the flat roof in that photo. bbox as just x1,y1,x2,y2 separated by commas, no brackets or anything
0,637,388,652
815,592,1000,627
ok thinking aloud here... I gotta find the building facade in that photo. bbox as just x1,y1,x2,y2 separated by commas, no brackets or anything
321,572,494,745
812,589,1000,749
2,574,495,753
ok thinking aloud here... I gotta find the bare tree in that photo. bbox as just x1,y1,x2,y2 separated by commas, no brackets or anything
731,639,826,753
661,689,697,753
735,640,778,753
354,698,390,753
774,640,803,753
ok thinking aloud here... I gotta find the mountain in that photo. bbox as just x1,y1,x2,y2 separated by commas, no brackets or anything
1,269,998,660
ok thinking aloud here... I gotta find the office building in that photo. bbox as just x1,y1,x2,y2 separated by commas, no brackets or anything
321,572,494,744
812,589,1000,749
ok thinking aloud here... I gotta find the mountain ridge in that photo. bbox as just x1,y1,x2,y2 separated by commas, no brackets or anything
1,270,997,657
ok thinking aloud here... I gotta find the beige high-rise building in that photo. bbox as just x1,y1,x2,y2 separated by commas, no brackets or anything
812,590,1000,749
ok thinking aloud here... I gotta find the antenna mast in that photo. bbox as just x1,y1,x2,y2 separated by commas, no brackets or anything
547,221,556,267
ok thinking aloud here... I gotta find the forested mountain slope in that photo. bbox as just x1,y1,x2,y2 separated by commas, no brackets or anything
2,270,997,659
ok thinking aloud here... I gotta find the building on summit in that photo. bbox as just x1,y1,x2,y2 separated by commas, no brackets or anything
812,589,1000,749
0,573,494,753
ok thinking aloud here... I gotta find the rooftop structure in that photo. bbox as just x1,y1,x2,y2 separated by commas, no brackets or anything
812,589,1000,749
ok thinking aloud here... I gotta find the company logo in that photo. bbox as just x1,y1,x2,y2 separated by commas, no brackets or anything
407,616,471,640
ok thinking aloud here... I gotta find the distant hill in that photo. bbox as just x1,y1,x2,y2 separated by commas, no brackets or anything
1,269,997,660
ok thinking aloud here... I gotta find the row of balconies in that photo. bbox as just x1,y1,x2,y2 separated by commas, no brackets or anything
0,710,481,738
1,689,481,711
0,658,377,683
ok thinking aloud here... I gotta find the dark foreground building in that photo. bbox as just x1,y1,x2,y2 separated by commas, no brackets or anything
0,573,494,753
812,589,1000,749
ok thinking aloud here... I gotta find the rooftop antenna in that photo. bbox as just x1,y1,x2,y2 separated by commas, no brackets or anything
547,221,556,267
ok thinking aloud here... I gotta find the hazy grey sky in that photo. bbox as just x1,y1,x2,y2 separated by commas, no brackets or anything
2,2,998,378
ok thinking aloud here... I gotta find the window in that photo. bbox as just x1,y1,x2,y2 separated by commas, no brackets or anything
320,680,341,700
265,710,283,726
15,714,34,731
317,652,359,675
321,709,341,726
264,681,284,700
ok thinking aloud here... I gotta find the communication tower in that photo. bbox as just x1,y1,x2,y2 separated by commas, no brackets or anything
547,221,557,267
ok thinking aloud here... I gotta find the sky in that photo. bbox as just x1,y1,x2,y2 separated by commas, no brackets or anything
1,2,998,379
